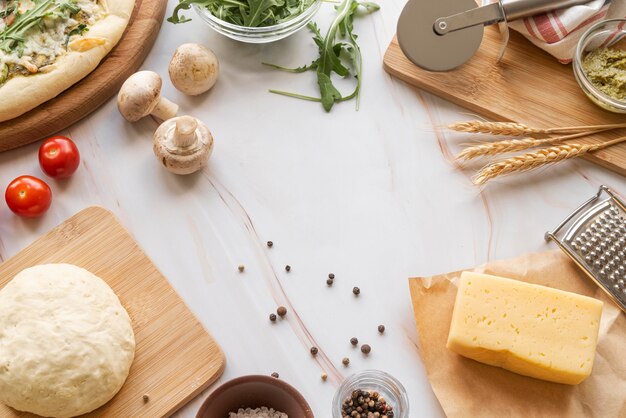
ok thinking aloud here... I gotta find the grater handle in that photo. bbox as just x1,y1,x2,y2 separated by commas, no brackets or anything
502,0,591,21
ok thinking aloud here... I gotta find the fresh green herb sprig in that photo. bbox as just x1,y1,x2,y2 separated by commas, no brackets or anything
0,0,80,54
263,0,379,112
168,0,315,27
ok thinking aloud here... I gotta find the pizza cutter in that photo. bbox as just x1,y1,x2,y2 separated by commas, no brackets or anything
397,0,591,72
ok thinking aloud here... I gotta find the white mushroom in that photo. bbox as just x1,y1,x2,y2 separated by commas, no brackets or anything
168,43,219,96
153,115,214,175
117,71,179,122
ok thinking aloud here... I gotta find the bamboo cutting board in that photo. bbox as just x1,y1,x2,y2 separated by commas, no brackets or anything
384,26,626,177
0,207,225,418
0,0,167,152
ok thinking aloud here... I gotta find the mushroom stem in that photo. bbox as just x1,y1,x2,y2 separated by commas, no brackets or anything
151,97,179,121
174,116,199,148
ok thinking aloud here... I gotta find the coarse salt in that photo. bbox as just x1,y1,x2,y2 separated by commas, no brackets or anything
228,407,288,418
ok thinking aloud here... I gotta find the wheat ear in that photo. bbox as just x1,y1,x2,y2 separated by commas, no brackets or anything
473,137,626,185
448,121,626,136
456,130,606,161
448,121,543,136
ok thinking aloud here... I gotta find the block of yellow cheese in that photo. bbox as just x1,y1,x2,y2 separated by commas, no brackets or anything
446,271,603,385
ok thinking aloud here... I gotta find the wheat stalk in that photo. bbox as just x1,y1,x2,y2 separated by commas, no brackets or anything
448,121,626,136
473,137,626,185
448,121,543,136
456,130,606,160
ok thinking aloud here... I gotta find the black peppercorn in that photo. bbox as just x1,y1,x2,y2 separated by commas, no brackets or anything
329,273,335,279
267,241,273,247
342,357,350,366
285,265,291,272
269,313,277,322
361,344,371,354
353,287,360,295
350,337,358,346
271,372,279,378
310,347,318,356
327,278,334,286
378,325,385,334
341,388,392,418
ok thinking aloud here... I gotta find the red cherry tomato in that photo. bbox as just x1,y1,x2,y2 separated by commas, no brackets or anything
5,176,52,218
38,136,80,179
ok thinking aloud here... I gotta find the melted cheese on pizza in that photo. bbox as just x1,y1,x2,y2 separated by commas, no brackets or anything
0,0,106,84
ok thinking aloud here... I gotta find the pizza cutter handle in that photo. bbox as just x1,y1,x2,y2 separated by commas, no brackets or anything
502,0,592,21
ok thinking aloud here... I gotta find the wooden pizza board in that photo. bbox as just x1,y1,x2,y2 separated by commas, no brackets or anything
0,0,167,152
0,206,226,418
384,27,626,177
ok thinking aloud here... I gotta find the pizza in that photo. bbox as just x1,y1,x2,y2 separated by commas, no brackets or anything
0,0,135,122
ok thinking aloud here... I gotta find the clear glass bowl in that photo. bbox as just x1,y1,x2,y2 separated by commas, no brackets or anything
193,0,321,44
573,18,626,113
332,370,409,418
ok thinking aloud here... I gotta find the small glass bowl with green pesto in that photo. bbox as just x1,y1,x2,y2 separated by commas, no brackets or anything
193,0,321,43
573,18,626,113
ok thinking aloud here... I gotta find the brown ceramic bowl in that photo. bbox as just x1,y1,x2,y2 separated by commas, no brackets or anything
196,375,314,418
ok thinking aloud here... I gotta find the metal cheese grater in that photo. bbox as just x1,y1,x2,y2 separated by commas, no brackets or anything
546,185,626,313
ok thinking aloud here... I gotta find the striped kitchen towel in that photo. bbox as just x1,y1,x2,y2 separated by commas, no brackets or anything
484,0,626,63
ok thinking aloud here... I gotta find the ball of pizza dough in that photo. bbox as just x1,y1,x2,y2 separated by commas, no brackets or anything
0,264,135,418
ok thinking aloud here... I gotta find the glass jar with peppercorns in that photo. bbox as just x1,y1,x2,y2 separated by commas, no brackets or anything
332,370,409,418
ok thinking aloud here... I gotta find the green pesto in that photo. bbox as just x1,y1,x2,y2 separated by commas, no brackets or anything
582,47,626,100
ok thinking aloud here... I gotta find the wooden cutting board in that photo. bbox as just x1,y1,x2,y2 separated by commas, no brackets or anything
0,0,167,152
0,207,225,418
384,27,626,177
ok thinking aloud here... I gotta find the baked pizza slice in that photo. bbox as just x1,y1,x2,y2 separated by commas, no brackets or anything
0,0,135,122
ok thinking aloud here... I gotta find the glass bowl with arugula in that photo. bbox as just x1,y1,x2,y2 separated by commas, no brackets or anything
168,0,322,43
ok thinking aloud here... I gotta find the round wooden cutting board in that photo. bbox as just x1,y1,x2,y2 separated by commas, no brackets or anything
0,0,167,152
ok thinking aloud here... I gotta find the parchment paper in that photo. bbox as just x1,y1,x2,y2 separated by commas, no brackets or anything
409,250,626,418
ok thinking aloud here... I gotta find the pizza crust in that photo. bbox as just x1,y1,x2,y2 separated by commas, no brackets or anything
0,0,135,122
0,264,135,418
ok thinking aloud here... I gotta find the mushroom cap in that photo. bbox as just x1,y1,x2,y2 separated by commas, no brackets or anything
117,71,163,122
153,116,214,175
168,43,219,96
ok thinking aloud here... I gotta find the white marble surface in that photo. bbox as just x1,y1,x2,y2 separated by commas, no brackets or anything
1,0,626,417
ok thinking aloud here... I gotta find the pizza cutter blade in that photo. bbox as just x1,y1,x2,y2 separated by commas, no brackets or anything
397,0,484,72
397,0,592,72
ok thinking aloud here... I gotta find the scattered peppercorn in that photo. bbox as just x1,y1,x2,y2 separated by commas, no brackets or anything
142,394,150,403
277,306,287,317
350,337,358,346
238,264,245,272
267,241,273,248
341,389,393,418
271,372,279,378
342,357,350,366
269,313,277,322
353,287,360,296
361,344,371,354
285,265,291,272
328,273,335,279
310,347,318,356
321,372,328,381
326,278,334,286
378,325,385,334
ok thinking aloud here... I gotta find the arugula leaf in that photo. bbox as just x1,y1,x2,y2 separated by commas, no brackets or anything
64,22,87,46
0,0,80,53
264,0,378,111
168,0,314,27
241,0,279,26
317,72,341,111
